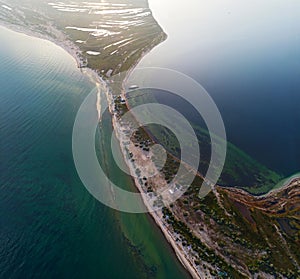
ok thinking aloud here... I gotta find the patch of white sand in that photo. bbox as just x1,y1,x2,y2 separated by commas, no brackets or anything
2,5,12,11
86,51,100,56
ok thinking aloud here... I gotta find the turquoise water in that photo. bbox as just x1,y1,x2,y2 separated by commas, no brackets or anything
0,26,189,279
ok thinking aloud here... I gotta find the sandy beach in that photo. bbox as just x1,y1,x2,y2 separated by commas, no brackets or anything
2,1,300,277
110,99,200,279
105,59,201,278
0,21,201,278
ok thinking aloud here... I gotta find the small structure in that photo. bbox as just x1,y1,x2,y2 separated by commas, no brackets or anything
129,85,139,90
168,188,174,195
78,58,88,68
106,69,113,77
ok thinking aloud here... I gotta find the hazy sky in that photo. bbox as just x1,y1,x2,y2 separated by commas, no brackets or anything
143,0,299,68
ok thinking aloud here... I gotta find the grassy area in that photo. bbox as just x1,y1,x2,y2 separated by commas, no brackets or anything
127,89,283,194
162,206,245,278
172,180,300,277
2,0,166,79
4,2,298,277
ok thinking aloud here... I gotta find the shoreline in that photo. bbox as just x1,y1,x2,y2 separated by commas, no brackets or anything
2,21,298,279
0,21,83,68
111,76,200,279
0,22,198,278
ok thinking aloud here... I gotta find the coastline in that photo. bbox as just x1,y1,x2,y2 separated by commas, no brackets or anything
110,73,200,279
1,20,299,279
0,22,198,278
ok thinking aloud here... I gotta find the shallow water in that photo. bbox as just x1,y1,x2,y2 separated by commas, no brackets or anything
0,26,189,279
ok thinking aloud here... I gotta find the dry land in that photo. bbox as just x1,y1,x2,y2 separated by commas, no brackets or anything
1,1,299,278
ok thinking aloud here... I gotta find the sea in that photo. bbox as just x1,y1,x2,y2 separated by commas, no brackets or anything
0,26,190,279
142,0,300,177
1,0,299,277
